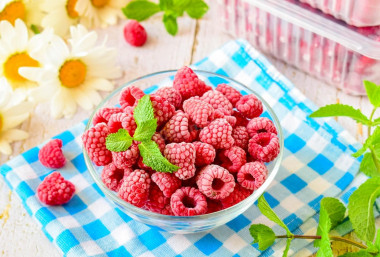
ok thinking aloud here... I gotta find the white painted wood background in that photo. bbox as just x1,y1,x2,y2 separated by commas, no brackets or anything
0,5,375,257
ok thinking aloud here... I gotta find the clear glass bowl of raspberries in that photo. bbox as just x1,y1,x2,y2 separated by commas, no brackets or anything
83,67,284,233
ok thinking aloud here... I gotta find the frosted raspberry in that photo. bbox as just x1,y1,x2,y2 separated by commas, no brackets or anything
112,144,139,169
232,126,249,149
119,86,145,108
108,111,137,135
164,143,196,180
220,184,253,208
122,106,137,136
237,162,268,191
235,95,263,119
144,183,170,213
118,169,151,207
214,108,226,119
192,141,216,166
151,172,181,197
93,107,122,125
160,203,174,215
155,87,182,109
82,123,112,166
247,117,277,137
233,110,249,127
200,90,233,115
123,20,147,47
173,66,211,100
199,118,235,149
207,199,223,214
196,165,235,200
224,115,237,127
170,187,207,216
161,111,192,143
101,163,132,191
151,95,175,127
183,97,214,128
219,146,247,173
37,172,75,205
216,83,242,106
248,132,280,162
39,139,66,169
189,122,200,141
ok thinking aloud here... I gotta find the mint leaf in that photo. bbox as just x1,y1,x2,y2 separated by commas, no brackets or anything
338,250,372,257
360,150,380,177
134,95,155,124
173,0,190,9
309,104,370,125
371,127,380,146
365,241,379,254
282,238,291,257
364,81,380,108
348,177,380,242
374,117,380,126
163,12,178,35
122,1,161,21
352,127,380,158
133,119,157,141
316,207,333,257
249,224,275,251
138,140,179,172
159,0,173,10
106,129,133,152
375,228,380,250
186,0,208,19
257,195,292,236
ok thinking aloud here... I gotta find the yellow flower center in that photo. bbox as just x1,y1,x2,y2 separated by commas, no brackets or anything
0,113,3,132
91,0,109,8
0,1,26,25
3,52,39,84
66,0,79,18
59,60,87,88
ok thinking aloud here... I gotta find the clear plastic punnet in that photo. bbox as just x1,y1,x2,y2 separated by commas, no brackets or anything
217,0,380,95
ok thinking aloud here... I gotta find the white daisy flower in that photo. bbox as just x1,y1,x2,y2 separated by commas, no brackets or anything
20,24,122,119
0,0,44,28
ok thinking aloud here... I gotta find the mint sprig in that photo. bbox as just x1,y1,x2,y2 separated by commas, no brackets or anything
106,129,133,152
316,206,333,257
249,224,275,251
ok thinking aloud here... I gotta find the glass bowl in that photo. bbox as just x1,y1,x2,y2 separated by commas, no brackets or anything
83,70,284,234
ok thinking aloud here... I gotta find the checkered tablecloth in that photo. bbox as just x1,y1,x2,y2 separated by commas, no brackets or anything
0,39,361,257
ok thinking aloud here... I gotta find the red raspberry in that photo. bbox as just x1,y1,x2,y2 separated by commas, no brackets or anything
214,108,226,119
93,107,122,125
155,87,182,109
248,132,280,162
123,20,147,47
207,199,223,214
192,141,216,166
200,90,233,115
224,115,237,127
164,142,196,180
232,126,249,150
219,146,247,173
119,86,145,108
196,165,235,200
173,66,211,100
112,144,139,169
233,110,249,127
170,187,207,216
216,83,242,106
247,117,277,137
199,118,235,149
161,111,192,143
101,163,132,191
108,111,137,135
183,97,214,128
37,172,75,205
160,203,174,215
39,139,66,169
220,184,252,208
144,183,170,213
151,172,181,197
118,169,151,207
151,95,175,127
235,95,263,119
122,106,137,135
237,162,268,191
189,123,200,141
82,123,112,166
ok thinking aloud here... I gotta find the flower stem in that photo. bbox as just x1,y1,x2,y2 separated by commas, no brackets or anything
275,235,367,249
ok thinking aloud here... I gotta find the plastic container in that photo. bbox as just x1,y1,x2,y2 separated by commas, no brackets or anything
217,0,380,95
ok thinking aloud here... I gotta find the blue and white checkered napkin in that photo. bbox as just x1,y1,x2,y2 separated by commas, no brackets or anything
0,39,361,257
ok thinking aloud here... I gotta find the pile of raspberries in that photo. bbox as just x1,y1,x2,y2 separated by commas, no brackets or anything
82,66,280,216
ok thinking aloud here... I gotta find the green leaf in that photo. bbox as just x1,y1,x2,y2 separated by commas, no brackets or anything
364,81,380,108
105,129,133,152
133,119,157,141
282,238,292,257
159,0,173,10
163,12,178,35
133,95,155,125
360,150,380,177
338,251,372,257
257,195,292,236
375,228,380,250
138,140,179,172
366,241,379,254
309,104,370,125
374,117,380,126
185,0,208,19
353,127,380,158
316,207,334,257
348,177,380,242
249,224,276,251
173,0,190,9
372,127,380,146
122,0,161,21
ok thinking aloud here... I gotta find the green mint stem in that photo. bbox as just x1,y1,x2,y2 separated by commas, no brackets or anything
367,107,380,173
275,235,367,249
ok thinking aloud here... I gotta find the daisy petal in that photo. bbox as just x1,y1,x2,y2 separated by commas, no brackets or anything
0,140,12,155
2,129,28,142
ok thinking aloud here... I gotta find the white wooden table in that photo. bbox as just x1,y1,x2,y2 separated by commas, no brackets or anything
0,7,372,257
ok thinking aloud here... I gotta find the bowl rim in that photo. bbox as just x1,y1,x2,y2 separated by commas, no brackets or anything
83,69,284,222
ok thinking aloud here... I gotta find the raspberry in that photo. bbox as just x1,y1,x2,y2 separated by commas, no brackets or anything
196,165,235,200
199,118,235,149
219,146,247,173
93,107,122,125
39,139,66,169
151,172,181,197
220,184,252,208
160,203,174,215
173,66,211,100
224,115,237,127
170,187,207,216
183,97,214,128
118,169,151,207
216,83,242,106
247,117,277,137
108,111,137,135
164,142,196,180
155,87,182,109
214,108,226,119
123,20,147,47
189,123,200,141
122,106,137,135
144,183,170,213
235,95,263,119
161,110,192,143
101,163,132,191
37,172,75,205
233,110,249,127
237,162,268,190
248,132,280,162
207,199,223,214
200,90,233,115
232,126,249,150
192,141,216,166
82,123,112,166
119,86,145,108
151,95,175,127
112,144,139,169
